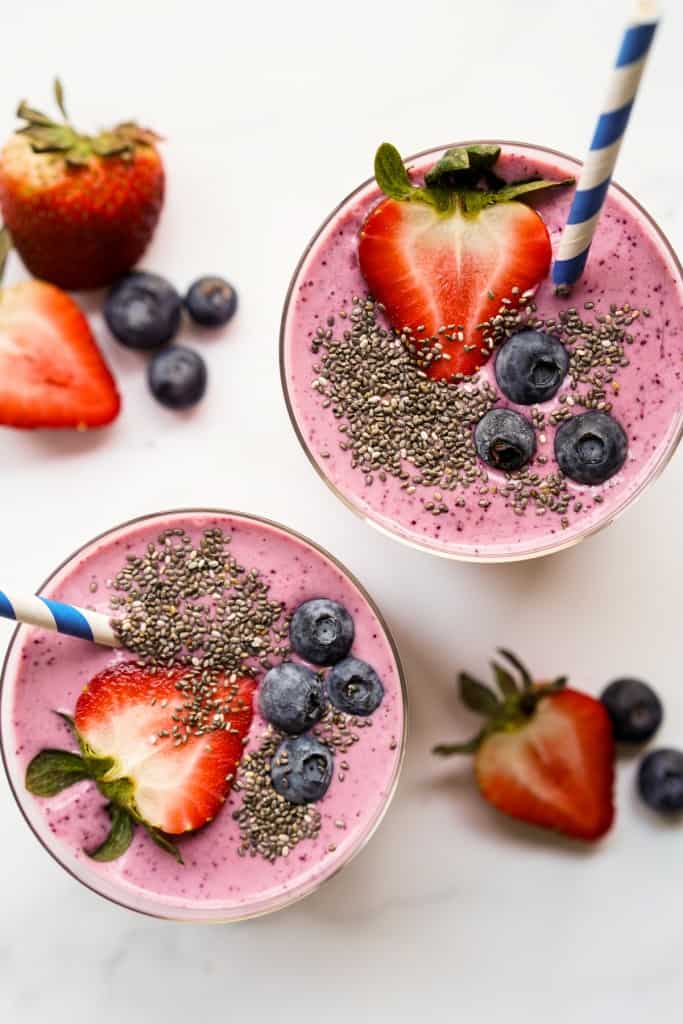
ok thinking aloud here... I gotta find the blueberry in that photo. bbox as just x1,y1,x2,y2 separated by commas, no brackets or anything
290,598,354,666
148,346,207,409
105,272,181,350
271,735,333,804
259,662,326,734
326,657,384,716
474,408,536,472
601,678,663,744
554,411,627,484
185,276,238,327
495,330,569,404
638,749,683,814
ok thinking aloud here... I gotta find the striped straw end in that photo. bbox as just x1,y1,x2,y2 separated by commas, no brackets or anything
616,20,657,67
41,598,95,643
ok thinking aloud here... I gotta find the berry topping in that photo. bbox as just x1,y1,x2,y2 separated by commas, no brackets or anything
290,598,354,666
434,651,614,841
0,79,164,290
326,657,384,717
358,143,572,378
148,346,207,409
474,408,536,472
0,242,120,429
105,271,181,350
495,329,569,404
185,276,237,327
600,678,663,744
554,410,627,485
26,662,255,859
638,749,683,814
259,662,326,734
271,734,333,804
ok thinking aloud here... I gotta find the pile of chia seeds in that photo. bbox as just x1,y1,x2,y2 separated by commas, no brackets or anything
231,702,379,861
232,729,322,862
109,527,290,738
311,292,642,522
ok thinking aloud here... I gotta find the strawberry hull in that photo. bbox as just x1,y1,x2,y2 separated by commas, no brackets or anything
281,142,683,561
0,511,406,922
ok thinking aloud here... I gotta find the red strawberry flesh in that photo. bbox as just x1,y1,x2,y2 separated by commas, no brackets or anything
0,281,120,428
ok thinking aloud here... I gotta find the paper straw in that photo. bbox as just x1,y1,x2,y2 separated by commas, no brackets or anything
552,1,659,291
0,589,120,647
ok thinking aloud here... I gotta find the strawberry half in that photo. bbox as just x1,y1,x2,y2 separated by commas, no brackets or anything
0,270,120,429
434,650,614,841
74,662,254,836
358,144,572,379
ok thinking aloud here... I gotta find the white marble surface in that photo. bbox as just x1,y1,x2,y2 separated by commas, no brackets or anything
1,0,682,1020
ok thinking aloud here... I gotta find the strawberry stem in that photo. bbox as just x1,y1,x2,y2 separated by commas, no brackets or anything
0,226,11,284
54,77,69,123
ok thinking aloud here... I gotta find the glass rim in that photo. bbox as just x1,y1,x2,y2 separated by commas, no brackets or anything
0,507,408,924
279,139,683,563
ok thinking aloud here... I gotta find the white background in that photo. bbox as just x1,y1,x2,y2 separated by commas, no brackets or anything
1,1,682,1021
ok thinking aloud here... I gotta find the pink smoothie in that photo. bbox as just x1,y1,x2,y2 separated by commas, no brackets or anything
282,143,683,560
0,511,406,921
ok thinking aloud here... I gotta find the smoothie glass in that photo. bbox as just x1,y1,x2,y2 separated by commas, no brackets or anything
0,510,407,922
280,142,683,562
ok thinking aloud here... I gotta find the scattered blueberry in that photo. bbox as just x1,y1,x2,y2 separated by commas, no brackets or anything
495,330,569,404
326,657,384,717
147,346,207,409
185,276,238,327
601,678,663,744
105,271,181,350
259,662,326,734
271,734,333,804
290,598,354,666
638,749,683,814
474,408,536,472
554,411,627,485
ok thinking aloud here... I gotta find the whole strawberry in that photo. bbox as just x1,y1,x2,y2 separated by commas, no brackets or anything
0,79,164,290
434,651,614,841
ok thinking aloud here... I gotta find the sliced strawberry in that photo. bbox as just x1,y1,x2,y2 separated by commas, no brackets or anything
359,199,551,378
475,689,614,840
75,662,254,835
434,651,614,841
0,280,120,428
358,143,571,379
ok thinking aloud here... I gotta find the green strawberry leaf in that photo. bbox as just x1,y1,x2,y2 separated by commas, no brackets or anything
25,750,91,796
498,649,533,690
143,824,184,864
489,177,575,204
425,144,501,189
16,100,54,127
88,803,134,862
459,673,501,717
433,729,486,756
374,142,418,201
491,661,518,698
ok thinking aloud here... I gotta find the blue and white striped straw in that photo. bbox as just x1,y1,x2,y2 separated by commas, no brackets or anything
552,1,659,291
0,589,119,647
